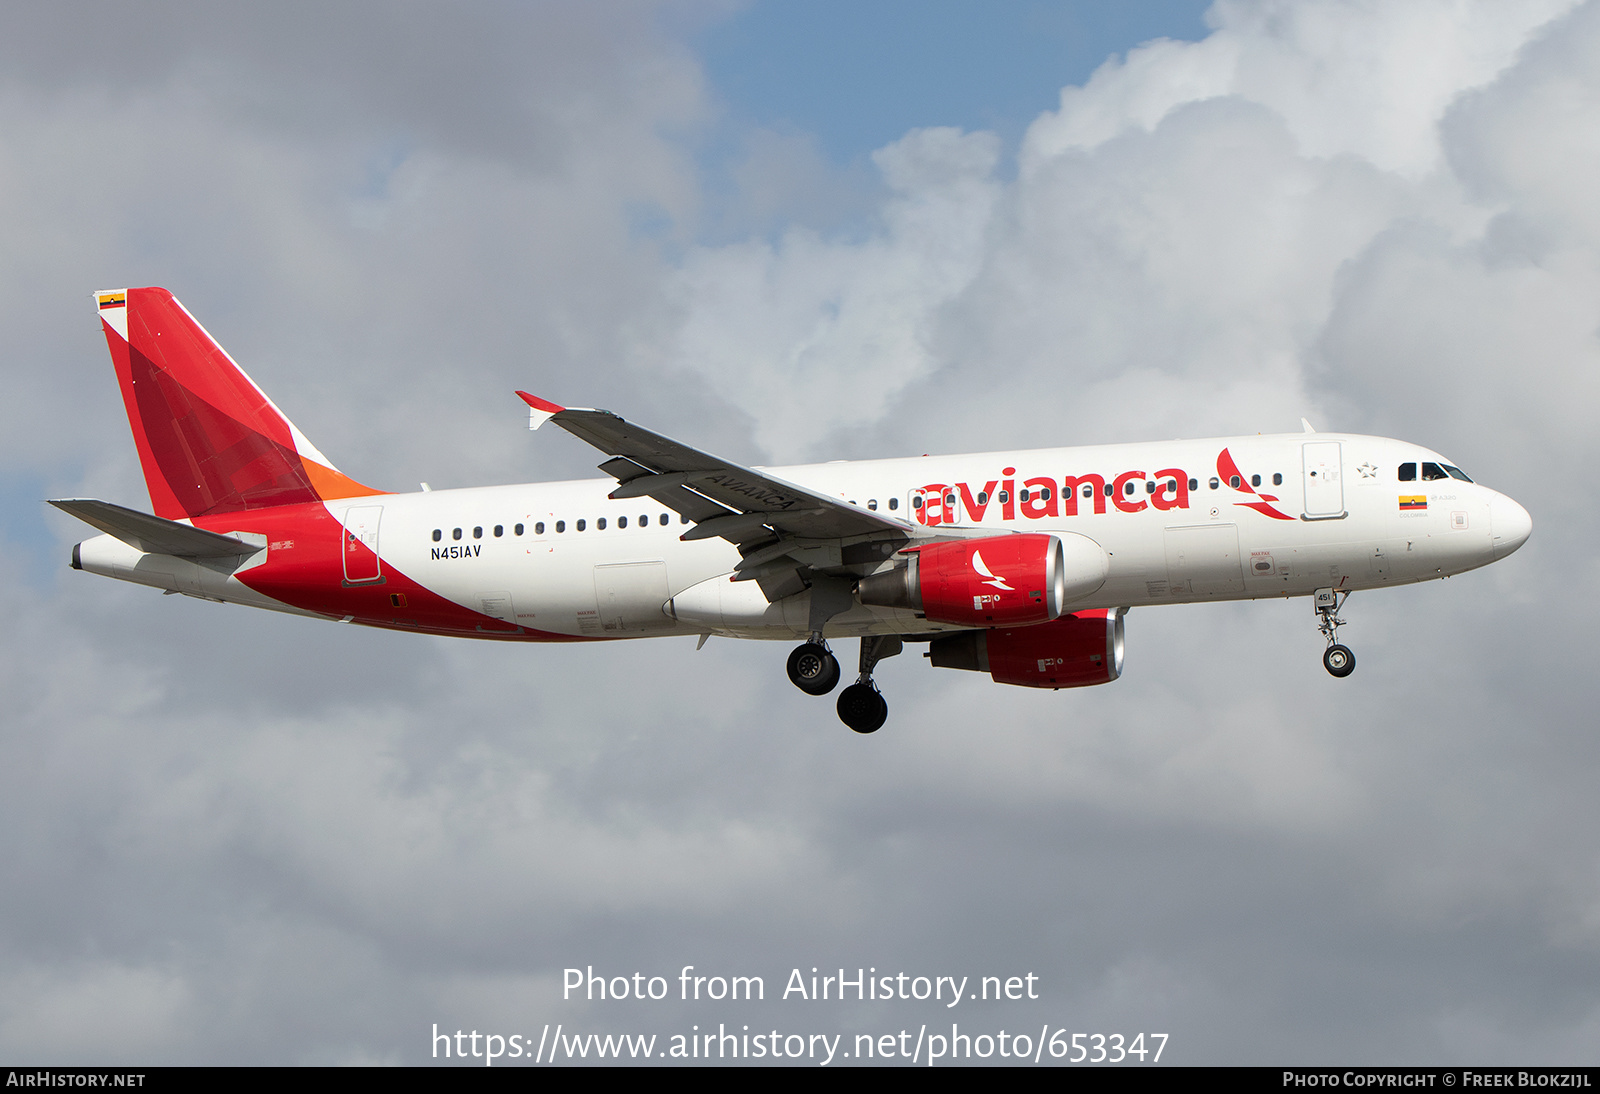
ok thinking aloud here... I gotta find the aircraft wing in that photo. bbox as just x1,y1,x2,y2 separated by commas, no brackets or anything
49,499,262,557
517,393,915,545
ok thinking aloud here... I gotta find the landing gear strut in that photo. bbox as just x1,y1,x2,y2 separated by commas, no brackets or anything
786,636,840,695
836,636,901,734
1314,588,1355,678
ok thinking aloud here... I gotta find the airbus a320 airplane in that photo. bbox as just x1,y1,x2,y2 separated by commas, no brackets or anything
56,288,1532,733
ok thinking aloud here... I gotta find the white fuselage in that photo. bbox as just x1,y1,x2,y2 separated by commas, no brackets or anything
76,431,1529,643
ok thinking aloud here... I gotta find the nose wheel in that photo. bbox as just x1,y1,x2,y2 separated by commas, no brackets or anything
1322,643,1355,677
1314,589,1355,678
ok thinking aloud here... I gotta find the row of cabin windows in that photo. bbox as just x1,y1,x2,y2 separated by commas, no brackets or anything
910,473,1285,509
1398,461,1472,483
431,513,687,542
843,498,900,511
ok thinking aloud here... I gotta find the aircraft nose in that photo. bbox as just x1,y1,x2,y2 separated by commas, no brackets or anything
1489,493,1532,559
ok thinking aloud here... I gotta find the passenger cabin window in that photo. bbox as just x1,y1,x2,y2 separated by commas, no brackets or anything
1398,463,1417,481
1272,473,1283,486
555,521,565,533
1209,478,1220,490
1018,488,1029,503
577,519,586,531
978,491,989,505
530,522,540,535
660,514,671,526
1082,484,1093,498
1124,481,1137,496
1421,462,1449,481
494,525,503,537
639,514,648,526
888,498,898,510
619,516,628,528
998,490,1009,503
1188,478,1198,491
452,528,462,541
1229,476,1241,488
913,496,923,509
867,499,878,510
1251,474,1261,487
473,526,482,539
597,517,606,530
432,529,441,542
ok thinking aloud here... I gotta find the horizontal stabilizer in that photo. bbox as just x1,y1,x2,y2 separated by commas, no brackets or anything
49,499,260,558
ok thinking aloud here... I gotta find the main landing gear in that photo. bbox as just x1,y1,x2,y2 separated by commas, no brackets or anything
1314,588,1355,678
785,637,840,696
786,634,901,733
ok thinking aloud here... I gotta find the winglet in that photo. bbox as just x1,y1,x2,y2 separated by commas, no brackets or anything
1301,417,1317,434
516,391,565,430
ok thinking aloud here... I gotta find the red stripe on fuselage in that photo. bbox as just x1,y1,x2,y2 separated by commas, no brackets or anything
193,504,600,642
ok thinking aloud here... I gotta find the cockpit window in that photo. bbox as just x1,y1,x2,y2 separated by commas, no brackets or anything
1421,462,1449,481
1443,464,1473,482
1398,463,1417,481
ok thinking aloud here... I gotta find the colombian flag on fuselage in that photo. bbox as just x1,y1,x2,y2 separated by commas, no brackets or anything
1399,495,1427,511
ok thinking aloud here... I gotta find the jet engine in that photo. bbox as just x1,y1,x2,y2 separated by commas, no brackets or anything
926,609,1125,689
857,532,1108,627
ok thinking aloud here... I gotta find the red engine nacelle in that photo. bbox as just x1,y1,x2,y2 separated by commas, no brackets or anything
927,609,1125,689
858,533,1065,627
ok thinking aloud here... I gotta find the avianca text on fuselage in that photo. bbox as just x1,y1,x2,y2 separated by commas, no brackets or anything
912,448,1295,527
55,286,1533,734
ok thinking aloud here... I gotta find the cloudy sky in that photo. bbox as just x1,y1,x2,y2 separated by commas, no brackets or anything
2,0,1596,1066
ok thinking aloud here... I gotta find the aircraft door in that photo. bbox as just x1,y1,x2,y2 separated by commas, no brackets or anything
1302,442,1345,519
342,505,383,585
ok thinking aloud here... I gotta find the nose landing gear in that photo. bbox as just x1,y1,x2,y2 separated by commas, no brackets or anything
1314,588,1355,678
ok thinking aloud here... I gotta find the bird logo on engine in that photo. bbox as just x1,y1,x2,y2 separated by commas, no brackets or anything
971,549,1013,592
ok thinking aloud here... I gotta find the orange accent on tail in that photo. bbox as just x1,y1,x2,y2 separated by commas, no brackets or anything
301,458,386,502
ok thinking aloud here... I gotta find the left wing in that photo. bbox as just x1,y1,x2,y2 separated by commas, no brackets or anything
518,393,913,543
517,392,920,600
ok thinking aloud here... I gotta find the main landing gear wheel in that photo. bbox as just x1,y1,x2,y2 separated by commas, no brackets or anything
837,683,888,734
786,641,840,696
1323,644,1355,678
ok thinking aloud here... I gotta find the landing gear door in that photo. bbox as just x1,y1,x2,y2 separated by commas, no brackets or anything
342,505,384,585
1302,442,1345,520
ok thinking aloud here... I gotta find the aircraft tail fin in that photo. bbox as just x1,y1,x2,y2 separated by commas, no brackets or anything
95,287,383,520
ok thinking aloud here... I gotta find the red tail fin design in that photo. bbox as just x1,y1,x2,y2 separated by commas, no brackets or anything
96,287,383,520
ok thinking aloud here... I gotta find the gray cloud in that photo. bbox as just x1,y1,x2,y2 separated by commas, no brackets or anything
1,0,1597,1066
